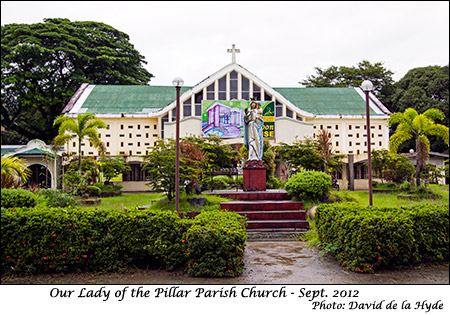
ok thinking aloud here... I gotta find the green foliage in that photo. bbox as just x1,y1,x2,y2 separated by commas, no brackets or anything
1,18,153,144
276,138,323,174
85,185,101,197
54,113,107,171
387,66,448,130
185,135,239,170
1,156,32,188
300,60,395,103
1,189,37,208
420,164,444,185
98,157,130,184
315,204,449,273
388,107,449,185
1,207,246,277
185,211,247,277
285,170,332,201
37,189,79,208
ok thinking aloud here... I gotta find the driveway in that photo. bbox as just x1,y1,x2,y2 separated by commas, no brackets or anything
2,240,448,284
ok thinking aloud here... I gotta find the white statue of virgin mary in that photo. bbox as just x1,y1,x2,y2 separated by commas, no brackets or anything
243,101,264,161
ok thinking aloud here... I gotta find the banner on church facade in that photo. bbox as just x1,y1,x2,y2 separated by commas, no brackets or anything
201,100,274,139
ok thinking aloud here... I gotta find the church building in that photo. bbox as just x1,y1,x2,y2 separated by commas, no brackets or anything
61,45,391,191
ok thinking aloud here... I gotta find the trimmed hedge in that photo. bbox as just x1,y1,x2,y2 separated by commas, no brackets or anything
285,170,332,201
1,207,247,277
186,211,247,277
1,189,38,208
315,203,449,273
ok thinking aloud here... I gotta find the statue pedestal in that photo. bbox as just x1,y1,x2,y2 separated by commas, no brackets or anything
243,160,266,191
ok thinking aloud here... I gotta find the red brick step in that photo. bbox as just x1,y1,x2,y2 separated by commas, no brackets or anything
220,200,303,211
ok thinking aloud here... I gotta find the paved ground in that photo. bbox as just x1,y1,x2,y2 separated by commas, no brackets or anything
2,240,448,285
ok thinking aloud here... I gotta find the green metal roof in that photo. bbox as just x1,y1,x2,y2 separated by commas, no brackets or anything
80,85,191,114
13,148,54,158
1,147,19,155
274,87,376,116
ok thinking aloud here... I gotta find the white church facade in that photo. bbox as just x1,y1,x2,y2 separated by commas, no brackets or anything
61,46,391,191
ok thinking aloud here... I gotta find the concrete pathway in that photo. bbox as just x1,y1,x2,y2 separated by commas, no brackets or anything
2,240,448,284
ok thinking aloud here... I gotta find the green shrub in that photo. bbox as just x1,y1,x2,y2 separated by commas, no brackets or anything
399,181,412,192
1,207,247,277
1,207,189,274
38,189,79,208
315,204,449,273
285,170,332,200
85,185,101,197
185,211,247,277
1,189,37,208
267,175,284,189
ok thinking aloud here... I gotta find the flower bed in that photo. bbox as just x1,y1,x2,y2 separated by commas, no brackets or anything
315,203,449,273
1,207,246,277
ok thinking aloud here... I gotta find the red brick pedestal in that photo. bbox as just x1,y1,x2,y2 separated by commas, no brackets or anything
243,160,266,191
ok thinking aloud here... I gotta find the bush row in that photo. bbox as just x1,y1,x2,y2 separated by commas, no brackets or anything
315,203,449,273
1,207,247,277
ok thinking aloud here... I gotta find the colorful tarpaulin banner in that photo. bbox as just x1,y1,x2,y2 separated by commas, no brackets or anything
202,100,274,139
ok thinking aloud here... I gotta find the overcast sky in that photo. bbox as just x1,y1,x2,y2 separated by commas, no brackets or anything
1,1,449,87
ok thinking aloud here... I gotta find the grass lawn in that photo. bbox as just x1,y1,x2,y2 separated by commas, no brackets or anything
80,193,164,211
80,192,231,213
331,184,449,208
78,184,448,212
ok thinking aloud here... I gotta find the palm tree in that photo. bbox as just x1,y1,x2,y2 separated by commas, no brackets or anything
388,108,449,186
1,156,32,188
53,113,107,172
316,129,344,174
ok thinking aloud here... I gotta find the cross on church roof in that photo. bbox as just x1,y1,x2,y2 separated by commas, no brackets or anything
227,44,240,64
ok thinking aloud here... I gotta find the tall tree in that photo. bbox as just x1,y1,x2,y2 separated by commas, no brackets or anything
388,108,449,185
315,129,344,174
1,18,153,144
53,113,107,172
300,60,395,104
386,65,449,153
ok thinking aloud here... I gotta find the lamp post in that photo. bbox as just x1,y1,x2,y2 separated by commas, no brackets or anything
361,80,374,206
172,77,184,215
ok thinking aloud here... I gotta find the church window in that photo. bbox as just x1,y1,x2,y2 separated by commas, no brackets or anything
241,76,250,99
195,91,203,116
264,91,272,101
207,83,215,100
218,76,226,99
286,108,293,118
275,100,283,117
252,83,261,100
172,108,177,121
230,71,238,99
183,100,191,117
